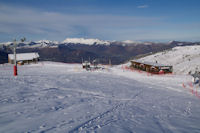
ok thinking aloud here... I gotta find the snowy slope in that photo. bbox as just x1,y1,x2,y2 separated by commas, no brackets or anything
0,62,200,133
139,45,200,74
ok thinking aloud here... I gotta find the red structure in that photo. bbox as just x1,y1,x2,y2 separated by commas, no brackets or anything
14,65,17,76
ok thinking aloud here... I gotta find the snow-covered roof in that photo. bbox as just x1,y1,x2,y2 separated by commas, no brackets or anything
131,60,172,67
8,53,39,61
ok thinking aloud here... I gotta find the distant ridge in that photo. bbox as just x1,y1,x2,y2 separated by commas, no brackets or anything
0,38,199,64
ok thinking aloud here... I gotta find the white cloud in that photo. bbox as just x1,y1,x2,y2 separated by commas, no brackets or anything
2,3,198,42
137,5,149,9
0,4,161,41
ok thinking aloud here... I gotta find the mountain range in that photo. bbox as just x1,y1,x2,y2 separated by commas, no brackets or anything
0,38,200,64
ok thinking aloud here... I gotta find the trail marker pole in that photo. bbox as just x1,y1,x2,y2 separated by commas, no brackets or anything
13,37,26,76
13,39,17,76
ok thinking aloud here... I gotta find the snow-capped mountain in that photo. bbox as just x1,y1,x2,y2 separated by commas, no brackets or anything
122,40,140,44
0,38,162,48
0,38,199,49
0,41,13,46
26,40,59,48
121,40,154,45
36,40,59,45
0,38,111,48
0,40,58,48
62,38,110,45
139,45,200,74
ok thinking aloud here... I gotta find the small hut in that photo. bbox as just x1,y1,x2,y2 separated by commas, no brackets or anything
130,60,173,74
8,52,39,65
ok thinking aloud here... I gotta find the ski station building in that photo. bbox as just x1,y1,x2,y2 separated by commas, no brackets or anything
130,60,173,74
8,52,40,65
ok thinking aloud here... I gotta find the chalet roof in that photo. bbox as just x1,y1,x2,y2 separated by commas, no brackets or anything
8,53,39,61
131,60,172,67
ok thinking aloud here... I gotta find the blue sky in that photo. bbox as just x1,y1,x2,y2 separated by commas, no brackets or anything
0,0,200,42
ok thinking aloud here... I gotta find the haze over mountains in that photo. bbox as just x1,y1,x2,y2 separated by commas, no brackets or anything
0,38,200,64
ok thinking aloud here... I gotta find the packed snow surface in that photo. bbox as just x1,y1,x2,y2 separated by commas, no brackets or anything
140,45,200,74
0,62,200,133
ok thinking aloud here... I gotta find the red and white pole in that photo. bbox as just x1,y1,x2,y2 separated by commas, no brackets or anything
12,37,26,76
14,65,17,76
13,39,17,76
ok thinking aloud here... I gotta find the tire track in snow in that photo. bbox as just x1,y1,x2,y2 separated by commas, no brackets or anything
68,103,123,133
68,91,142,133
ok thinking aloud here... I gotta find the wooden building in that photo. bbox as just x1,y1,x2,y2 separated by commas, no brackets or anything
8,53,39,65
130,60,173,74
